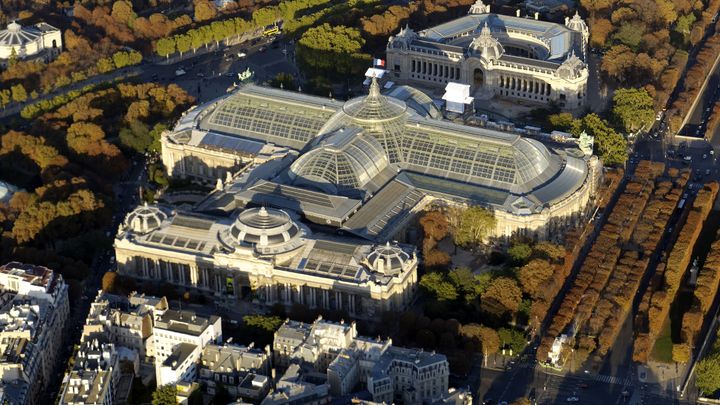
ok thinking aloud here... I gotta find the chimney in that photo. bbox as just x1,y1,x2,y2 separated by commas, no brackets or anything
516,9,520,17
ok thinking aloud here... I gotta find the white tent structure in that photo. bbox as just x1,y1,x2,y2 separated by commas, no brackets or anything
442,82,474,114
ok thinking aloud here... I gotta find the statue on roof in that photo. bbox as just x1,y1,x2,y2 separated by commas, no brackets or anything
578,130,594,157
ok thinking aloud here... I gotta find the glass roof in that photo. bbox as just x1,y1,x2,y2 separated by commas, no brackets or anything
341,78,407,122
289,128,389,195
202,88,339,150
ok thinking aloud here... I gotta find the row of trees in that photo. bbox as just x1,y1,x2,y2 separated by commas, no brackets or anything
0,31,142,110
676,237,720,363
538,161,664,363
667,33,720,132
587,0,720,109
579,166,689,359
634,182,719,363
154,0,338,58
73,2,192,45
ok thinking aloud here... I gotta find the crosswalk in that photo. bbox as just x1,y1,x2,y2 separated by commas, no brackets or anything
515,361,633,386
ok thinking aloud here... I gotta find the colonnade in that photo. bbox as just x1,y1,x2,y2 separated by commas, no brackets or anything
265,283,361,314
410,59,461,81
498,75,551,97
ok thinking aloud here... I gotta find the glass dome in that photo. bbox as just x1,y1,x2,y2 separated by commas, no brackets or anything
319,77,409,164
221,207,305,255
288,128,389,195
124,204,167,234
512,137,553,185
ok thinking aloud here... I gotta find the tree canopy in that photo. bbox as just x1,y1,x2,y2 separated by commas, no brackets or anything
419,272,458,301
151,385,177,405
611,88,656,133
460,323,500,354
697,352,720,395
482,277,523,314
579,114,628,166
453,206,496,247
296,24,371,78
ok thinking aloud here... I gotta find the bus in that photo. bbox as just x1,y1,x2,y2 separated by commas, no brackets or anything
263,25,280,36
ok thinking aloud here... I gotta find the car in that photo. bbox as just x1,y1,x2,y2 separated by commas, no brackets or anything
704,154,708,159
579,383,589,389
196,72,205,77
237,52,247,58
259,46,266,52
224,72,234,77
567,397,579,402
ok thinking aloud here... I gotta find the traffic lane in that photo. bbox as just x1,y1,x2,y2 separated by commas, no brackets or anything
537,374,629,405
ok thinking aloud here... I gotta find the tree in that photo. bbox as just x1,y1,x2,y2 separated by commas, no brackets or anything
8,47,18,67
448,267,484,302
518,259,554,297
532,242,566,262
10,84,27,103
120,121,153,153
672,343,691,363
111,0,136,26
194,0,217,22
508,243,532,265
419,272,458,301
420,210,449,241
66,122,105,154
101,271,118,293
461,323,500,354
453,206,495,247
589,18,613,48
696,354,720,395
611,88,655,133
296,24,371,78
243,314,283,333
613,21,646,49
579,113,628,166
482,277,522,314
156,37,176,58
151,385,176,405
498,328,527,354
175,34,192,56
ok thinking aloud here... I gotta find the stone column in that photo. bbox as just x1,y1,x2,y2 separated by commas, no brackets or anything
190,266,198,286
323,290,329,309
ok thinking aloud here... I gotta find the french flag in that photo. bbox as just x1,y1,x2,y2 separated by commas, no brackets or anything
374,58,385,68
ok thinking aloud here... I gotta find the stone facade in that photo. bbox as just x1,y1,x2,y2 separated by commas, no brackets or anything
386,2,589,110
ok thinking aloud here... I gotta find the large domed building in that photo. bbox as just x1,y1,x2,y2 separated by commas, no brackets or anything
115,203,418,317
385,1,589,110
122,28,602,317
162,75,600,242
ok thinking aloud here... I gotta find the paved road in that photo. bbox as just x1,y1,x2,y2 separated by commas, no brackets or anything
43,158,147,402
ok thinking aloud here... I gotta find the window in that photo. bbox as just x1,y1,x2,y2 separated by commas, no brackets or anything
394,64,401,72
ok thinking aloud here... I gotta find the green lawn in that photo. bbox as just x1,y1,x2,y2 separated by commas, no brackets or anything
651,318,674,363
